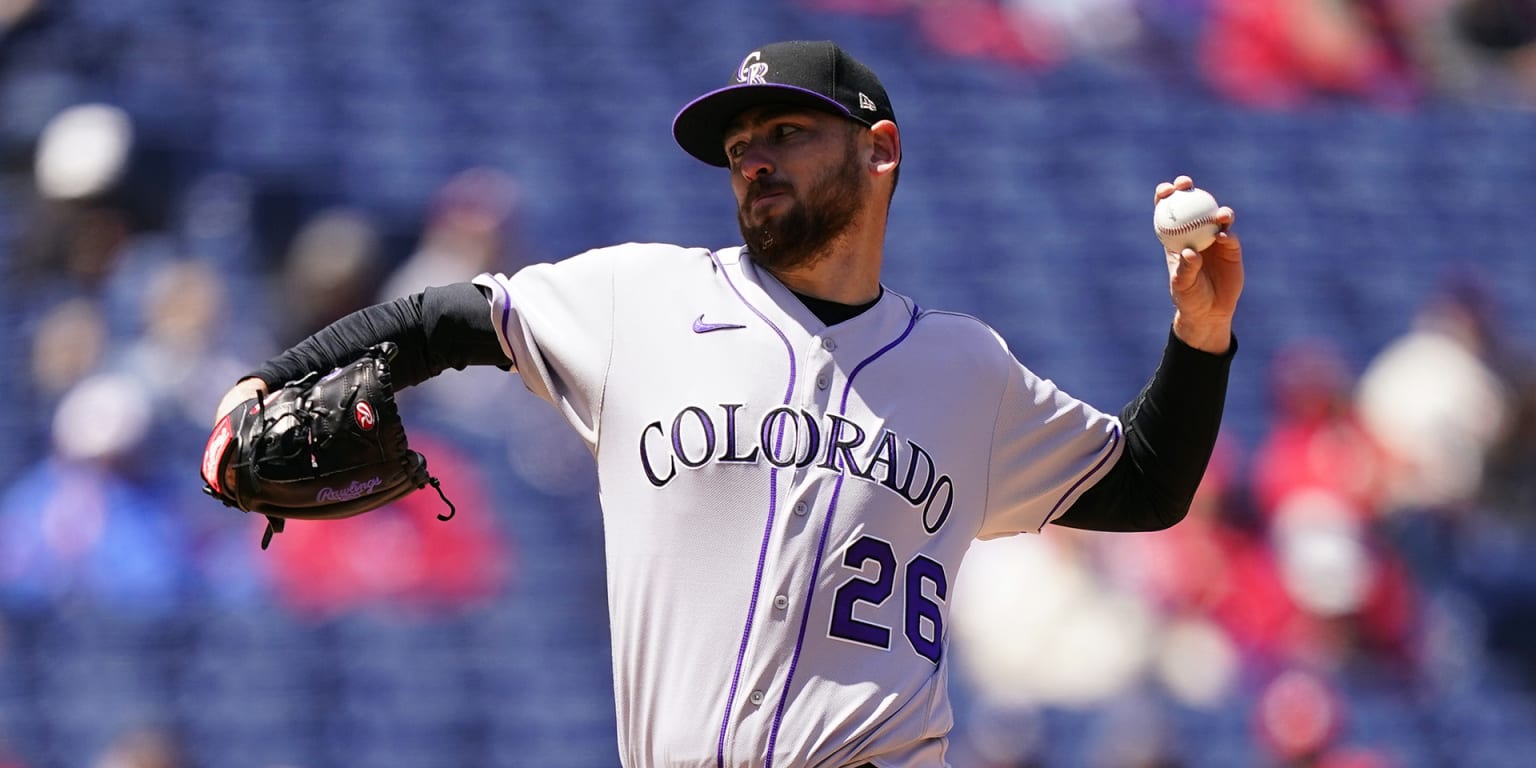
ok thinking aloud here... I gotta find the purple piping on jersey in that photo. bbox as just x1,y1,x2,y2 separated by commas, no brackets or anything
764,301,921,767
1037,424,1122,531
490,279,515,365
712,252,798,768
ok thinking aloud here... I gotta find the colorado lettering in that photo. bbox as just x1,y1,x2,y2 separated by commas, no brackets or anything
638,403,954,532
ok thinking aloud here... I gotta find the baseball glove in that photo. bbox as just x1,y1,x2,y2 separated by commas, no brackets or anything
201,342,455,549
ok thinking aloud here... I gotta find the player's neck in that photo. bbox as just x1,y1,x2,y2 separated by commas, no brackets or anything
767,253,881,304
764,221,885,305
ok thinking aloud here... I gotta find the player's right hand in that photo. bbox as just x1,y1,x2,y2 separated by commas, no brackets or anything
212,377,268,426
1154,175,1241,356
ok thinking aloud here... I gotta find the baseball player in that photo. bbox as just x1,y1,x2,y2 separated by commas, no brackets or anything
213,40,1242,768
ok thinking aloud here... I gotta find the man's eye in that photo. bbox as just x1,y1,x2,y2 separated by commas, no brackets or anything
727,142,746,159
775,125,799,138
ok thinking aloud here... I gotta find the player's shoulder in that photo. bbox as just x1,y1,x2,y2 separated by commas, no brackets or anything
578,242,723,265
555,242,737,278
893,298,1022,369
582,241,712,259
482,242,726,285
908,303,1011,350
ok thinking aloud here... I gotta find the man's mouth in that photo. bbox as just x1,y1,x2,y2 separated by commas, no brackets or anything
747,185,790,208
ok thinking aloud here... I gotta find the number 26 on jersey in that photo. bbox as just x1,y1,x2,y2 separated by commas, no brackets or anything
828,534,947,664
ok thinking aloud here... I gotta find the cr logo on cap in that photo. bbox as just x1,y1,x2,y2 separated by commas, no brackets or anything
737,51,768,85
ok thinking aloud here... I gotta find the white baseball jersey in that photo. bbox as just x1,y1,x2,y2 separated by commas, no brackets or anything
472,244,1123,768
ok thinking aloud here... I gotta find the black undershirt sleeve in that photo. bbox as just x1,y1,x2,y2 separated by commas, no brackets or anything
248,282,510,390
1049,329,1236,532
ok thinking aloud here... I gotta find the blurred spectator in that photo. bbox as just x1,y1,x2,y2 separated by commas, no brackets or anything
1198,0,1421,108
1251,340,1388,522
1269,487,1419,674
914,1,1069,69
109,257,277,606
262,432,513,619
17,102,187,296
1423,0,1536,104
1453,0,1536,53
273,206,384,347
1248,335,1421,674
1253,668,1393,768
0,0,45,40
1254,668,1345,765
15,191,132,295
28,296,106,401
378,166,530,301
119,258,260,433
1152,613,1241,710
950,530,1157,708
1480,370,1536,525
1005,0,1144,59
0,373,190,616
33,103,133,204
811,0,1145,70
1356,270,1512,515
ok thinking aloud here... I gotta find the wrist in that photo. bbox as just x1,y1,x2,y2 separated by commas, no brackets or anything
1172,313,1233,355
214,378,269,425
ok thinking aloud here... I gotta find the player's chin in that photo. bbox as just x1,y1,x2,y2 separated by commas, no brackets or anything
739,208,781,231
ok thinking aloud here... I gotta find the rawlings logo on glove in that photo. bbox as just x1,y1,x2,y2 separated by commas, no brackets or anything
316,477,385,503
201,342,454,549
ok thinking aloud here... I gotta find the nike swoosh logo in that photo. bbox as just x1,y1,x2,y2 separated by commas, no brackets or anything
692,314,747,334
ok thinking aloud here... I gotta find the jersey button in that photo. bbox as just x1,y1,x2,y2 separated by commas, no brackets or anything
815,375,829,390
749,690,764,705
773,594,788,610
821,338,837,351
793,501,807,516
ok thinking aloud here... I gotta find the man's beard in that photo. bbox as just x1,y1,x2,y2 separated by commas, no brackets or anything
738,145,867,273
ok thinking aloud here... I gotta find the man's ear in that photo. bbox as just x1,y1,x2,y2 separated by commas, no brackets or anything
869,120,900,176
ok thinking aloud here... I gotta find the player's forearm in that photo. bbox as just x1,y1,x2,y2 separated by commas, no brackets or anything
248,282,509,390
1051,328,1235,532
1172,310,1234,356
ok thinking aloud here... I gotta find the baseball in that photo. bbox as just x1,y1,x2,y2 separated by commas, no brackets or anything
1154,187,1222,253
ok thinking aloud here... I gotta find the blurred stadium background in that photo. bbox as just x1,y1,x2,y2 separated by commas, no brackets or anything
2,0,1536,765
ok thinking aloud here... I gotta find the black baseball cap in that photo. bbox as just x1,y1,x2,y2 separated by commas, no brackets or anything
673,40,897,167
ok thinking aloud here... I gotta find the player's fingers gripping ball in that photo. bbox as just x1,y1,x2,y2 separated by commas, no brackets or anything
1154,187,1222,254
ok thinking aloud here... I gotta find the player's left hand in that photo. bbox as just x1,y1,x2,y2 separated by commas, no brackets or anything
1156,175,1242,355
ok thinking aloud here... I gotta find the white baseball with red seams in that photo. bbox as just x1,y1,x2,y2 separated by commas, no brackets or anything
472,243,1124,767
1154,187,1221,253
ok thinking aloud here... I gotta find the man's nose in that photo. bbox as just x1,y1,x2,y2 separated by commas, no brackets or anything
738,145,774,181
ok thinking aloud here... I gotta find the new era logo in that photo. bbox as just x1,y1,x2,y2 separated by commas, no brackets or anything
858,92,877,111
